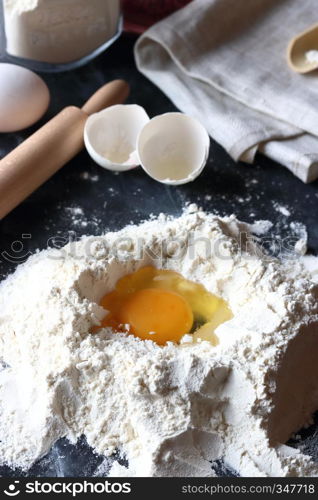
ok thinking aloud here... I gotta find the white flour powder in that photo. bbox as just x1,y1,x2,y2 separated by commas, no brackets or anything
1,206,318,477
306,50,318,65
3,0,120,64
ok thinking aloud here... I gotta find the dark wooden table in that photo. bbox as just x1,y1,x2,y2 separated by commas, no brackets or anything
0,34,317,477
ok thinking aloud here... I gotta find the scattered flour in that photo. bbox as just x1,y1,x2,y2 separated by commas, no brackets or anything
80,172,100,182
273,202,291,217
0,206,318,477
62,205,101,230
291,221,308,256
65,206,84,218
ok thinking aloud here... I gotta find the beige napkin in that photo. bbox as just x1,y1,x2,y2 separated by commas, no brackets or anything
135,0,318,183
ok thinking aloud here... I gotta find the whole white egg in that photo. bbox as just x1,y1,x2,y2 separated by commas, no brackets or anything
0,63,50,133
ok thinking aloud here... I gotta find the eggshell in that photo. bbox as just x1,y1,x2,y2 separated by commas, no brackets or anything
137,113,210,185
84,104,150,171
0,63,50,133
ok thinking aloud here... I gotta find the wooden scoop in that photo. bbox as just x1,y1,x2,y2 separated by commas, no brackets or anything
0,79,130,220
288,23,318,74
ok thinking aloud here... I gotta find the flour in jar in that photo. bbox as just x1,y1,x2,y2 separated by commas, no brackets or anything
3,0,121,64
0,205,318,477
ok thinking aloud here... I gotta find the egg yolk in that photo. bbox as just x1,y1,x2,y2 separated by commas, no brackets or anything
118,288,193,345
95,266,232,346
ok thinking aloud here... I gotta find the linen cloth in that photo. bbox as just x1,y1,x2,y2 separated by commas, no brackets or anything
135,0,318,183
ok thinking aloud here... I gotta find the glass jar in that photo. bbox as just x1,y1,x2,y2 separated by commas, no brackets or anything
0,0,122,72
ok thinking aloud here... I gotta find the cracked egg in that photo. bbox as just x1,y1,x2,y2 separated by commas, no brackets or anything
84,105,209,184
93,266,232,346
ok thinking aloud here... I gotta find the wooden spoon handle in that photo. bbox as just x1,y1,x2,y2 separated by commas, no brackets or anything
0,80,130,220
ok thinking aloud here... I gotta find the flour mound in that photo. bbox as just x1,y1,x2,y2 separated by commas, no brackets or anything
1,207,318,477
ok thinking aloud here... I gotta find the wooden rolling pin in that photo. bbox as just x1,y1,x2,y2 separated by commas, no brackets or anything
0,79,130,220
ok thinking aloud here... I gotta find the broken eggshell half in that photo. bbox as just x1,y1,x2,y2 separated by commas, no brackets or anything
137,112,210,185
84,104,150,171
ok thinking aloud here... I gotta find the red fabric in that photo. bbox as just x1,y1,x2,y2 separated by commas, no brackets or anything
122,0,193,33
